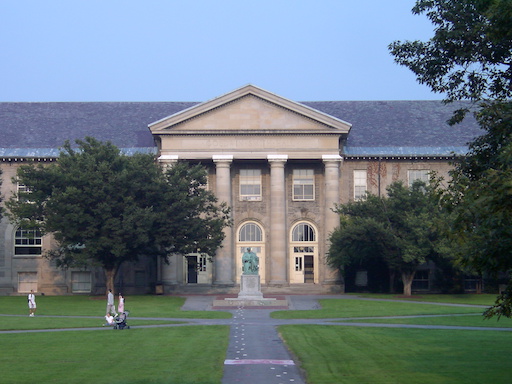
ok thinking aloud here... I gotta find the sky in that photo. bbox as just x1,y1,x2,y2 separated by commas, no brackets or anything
0,1,440,103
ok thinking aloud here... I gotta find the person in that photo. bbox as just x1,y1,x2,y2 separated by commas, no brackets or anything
104,313,115,326
117,293,124,314
106,289,116,316
28,289,36,317
242,247,259,275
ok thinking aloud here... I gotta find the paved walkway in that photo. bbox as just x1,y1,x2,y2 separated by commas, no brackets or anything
2,295,509,384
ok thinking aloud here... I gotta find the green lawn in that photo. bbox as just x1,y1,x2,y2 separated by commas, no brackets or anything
1,295,231,318
272,297,486,319
1,326,229,384
350,293,498,305
279,325,512,384
340,314,512,328
2,294,511,384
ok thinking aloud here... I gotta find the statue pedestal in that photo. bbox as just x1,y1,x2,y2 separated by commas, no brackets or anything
214,275,288,308
237,275,264,300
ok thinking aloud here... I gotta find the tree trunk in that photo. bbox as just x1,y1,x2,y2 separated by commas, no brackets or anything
401,270,416,296
389,270,396,293
105,268,117,295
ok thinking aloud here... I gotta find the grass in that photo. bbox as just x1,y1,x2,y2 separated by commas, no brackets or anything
2,294,511,383
340,314,512,328
272,297,486,319
350,293,498,305
1,295,231,318
1,326,229,384
279,325,512,384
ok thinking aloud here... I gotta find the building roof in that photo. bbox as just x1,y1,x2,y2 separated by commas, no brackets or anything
0,99,483,158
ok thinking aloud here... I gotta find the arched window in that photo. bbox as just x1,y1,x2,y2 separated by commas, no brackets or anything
239,222,262,242
292,223,315,242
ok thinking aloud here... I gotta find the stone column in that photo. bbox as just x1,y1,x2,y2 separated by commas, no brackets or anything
322,155,343,285
157,155,179,291
213,155,234,286
157,154,179,171
267,155,288,286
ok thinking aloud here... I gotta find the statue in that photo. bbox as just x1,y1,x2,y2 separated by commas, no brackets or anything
242,247,259,275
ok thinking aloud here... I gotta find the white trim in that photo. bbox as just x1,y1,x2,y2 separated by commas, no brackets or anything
267,154,288,162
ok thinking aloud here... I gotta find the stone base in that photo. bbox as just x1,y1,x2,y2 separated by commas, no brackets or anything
213,298,288,307
238,274,264,299
212,275,288,308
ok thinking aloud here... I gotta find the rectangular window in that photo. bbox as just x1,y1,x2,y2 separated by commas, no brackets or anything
408,170,430,187
240,169,262,201
293,169,315,200
18,272,37,293
354,170,367,200
15,228,42,256
71,271,92,293
17,183,33,203
295,257,303,272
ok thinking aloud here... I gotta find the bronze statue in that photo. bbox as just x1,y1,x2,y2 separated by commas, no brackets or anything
242,247,259,275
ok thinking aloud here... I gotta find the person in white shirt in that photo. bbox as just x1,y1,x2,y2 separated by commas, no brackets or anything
28,290,36,317
104,313,115,326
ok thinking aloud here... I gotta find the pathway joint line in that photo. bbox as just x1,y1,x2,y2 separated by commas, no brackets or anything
224,359,295,365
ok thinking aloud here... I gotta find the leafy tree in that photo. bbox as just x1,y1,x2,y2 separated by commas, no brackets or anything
444,105,512,317
390,0,512,316
389,0,512,123
6,137,231,292
328,180,449,296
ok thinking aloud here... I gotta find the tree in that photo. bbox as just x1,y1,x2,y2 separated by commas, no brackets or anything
389,0,512,123
390,0,512,316
328,180,449,296
443,104,512,317
6,137,231,292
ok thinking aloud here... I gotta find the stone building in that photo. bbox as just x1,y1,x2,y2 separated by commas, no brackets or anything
0,85,482,295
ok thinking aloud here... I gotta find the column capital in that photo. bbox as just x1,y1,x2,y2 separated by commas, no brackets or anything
212,155,233,163
267,154,288,163
158,154,179,162
322,154,343,163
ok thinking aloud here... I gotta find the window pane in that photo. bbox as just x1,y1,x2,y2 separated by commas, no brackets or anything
354,170,367,200
292,223,316,242
240,169,262,201
72,272,92,293
408,170,429,186
14,228,43,256
293,169,314,200
239,223,262,242
18,272,37,293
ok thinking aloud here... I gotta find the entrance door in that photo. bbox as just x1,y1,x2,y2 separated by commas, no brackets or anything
304,255,314,283
290,222,318,284
187,256,198,284
186,254,211,284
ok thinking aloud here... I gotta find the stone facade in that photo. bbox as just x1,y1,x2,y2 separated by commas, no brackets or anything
0,85,482,295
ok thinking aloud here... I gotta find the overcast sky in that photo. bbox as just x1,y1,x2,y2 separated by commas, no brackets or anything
0,0,440,102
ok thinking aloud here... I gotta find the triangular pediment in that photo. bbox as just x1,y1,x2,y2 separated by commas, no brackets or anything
149,85,351,134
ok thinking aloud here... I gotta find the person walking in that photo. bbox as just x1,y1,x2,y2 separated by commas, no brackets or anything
28,289,36,317
106,289,116,316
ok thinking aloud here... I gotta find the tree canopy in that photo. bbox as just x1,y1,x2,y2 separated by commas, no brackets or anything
390,0,512,316
328,180,450,296
389,0,512,123
443,104,512,317
6,137,231,291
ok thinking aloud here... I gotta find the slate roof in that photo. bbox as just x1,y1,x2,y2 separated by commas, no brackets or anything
0,100,483,158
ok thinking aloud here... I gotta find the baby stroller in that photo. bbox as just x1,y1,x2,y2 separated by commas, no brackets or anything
113,311,130,330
